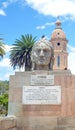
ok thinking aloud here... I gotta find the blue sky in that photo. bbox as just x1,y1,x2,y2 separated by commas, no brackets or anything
0,0,75,80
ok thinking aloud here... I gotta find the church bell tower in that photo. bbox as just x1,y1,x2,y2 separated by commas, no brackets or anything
50,19,68,70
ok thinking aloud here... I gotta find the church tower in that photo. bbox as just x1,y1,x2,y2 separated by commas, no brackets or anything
50,19,68,70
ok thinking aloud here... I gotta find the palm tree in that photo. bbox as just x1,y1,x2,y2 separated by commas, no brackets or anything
0,38,5,60
10,34,37,71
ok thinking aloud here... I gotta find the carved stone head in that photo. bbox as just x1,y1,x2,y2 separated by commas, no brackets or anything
31,37,54,70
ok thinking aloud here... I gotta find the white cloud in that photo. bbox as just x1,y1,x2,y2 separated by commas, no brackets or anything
2,2,9,8
4,71,15,80
9,0,18,3
1,0,75,18
2,0,18,8
0,68,15,81
0,76,4,80
36,22,55,30
36,25,45,30
5,44,11,52
0,73,10,80
0,9,6,16
0,0,19,16
68,44,75,51
0,58,10,67
68,45,75,75
25,0,75,19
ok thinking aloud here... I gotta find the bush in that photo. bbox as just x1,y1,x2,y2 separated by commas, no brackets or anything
0,93,8,115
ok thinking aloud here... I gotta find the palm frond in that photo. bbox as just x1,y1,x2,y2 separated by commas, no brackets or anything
10,34,37,70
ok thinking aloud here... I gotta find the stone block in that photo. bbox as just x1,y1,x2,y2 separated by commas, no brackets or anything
0,116,17,130
57,117,75,127
16,116,58,130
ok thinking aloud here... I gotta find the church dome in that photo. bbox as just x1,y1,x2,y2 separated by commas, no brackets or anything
51,19,66,40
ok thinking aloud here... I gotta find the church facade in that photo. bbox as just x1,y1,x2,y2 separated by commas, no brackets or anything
50,19,68,70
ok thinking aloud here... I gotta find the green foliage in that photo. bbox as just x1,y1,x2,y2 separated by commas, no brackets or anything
0,40,6,60
0,81,9,115
10,34,37,70
0,80,9,94
0,93,8,115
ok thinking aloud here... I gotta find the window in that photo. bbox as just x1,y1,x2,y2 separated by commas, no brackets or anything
57,42,60,46
57,56,60,67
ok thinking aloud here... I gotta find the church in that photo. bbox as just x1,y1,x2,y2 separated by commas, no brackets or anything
50,19,68,71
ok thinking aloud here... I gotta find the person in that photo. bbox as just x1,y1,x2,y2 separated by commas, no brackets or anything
31,37,54,70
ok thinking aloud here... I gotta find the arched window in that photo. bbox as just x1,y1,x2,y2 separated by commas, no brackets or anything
57,56,60,66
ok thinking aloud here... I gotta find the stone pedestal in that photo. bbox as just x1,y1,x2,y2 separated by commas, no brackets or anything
8,70,75,130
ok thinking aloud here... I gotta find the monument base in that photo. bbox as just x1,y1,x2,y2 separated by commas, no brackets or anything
8,70,75,130
16,117,75,130
1,116,75,130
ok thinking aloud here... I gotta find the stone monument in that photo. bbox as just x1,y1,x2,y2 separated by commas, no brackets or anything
1,37,75,130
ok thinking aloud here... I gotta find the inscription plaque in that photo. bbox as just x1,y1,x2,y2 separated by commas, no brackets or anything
22,86,61,105
31,74,54,85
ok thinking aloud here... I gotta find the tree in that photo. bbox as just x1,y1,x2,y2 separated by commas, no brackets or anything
0,38,5,60
10,34,37,71
0,80,9,95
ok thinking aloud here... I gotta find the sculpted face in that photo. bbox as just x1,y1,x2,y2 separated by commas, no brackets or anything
31,37,54,70
34,42,51,66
